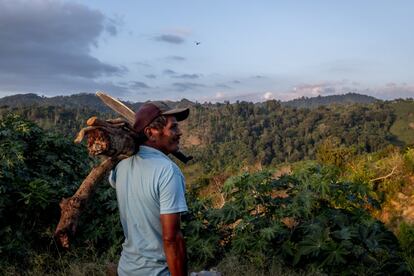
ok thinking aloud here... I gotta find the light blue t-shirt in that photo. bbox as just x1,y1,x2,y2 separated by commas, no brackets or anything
109,145,188,276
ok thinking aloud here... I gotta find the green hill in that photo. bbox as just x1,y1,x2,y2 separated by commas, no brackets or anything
389,99,414,146
283,92,378,108
0,92,379,110
0,93,196,113
1,93,411,171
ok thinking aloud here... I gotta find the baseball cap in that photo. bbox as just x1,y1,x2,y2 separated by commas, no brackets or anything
133,101,189,133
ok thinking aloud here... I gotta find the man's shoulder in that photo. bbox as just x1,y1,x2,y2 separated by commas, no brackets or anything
116,150,178,171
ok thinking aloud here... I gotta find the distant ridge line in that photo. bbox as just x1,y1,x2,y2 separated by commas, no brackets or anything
0,92,380,111
282,92,379,108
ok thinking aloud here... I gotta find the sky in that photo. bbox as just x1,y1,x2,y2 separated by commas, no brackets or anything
0,0,413,102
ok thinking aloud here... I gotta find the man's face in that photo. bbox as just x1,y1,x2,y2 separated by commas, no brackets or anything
149,116,182,154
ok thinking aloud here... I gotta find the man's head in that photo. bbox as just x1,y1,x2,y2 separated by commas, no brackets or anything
133,101,189,154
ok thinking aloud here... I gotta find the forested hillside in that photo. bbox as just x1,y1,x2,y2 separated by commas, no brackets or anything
2,94,414,275
0,93,194,113
2,94,411,172
182,100,397,173
283,92,378,108
390,99,414,146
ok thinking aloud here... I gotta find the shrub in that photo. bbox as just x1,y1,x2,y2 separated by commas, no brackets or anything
0,114,122,272
398,222,414,274
184,164,409,274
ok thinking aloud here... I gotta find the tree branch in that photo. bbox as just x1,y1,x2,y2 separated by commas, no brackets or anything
370,166,398,182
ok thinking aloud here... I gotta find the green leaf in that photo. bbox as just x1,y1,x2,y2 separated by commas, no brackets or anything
332,227,356,240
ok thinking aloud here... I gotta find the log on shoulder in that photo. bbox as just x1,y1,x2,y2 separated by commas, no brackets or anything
54,157,119,248
54,117,137,248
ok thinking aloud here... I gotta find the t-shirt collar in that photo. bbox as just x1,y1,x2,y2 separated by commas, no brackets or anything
139,145,171,160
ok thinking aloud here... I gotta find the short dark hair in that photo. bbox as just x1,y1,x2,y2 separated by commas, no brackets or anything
147,115,168,131
136,115,168,144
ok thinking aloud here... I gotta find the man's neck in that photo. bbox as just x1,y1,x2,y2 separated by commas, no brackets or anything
142,141,168,155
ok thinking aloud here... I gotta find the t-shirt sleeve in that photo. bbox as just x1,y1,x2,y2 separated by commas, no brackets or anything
159,164,188,214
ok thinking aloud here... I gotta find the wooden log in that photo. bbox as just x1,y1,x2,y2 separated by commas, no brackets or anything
54,117,137,248
54,157,120,248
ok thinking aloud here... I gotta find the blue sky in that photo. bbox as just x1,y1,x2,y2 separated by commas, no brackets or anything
0,0,413,102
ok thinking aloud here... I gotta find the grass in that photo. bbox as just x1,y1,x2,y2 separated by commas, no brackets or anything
215,255,326,276
1,250,327,276
0,246,117,276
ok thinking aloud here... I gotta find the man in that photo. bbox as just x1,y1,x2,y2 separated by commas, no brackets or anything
109,101,189,276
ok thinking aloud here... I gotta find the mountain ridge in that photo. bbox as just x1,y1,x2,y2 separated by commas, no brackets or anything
282,92,378,108
0,92,380,111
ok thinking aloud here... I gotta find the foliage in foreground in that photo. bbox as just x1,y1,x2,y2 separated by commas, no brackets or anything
0,114,412,275
183,164,409,275
0,115,122,273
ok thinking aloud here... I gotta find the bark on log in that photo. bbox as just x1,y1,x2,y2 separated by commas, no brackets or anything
54,117,137,248
54,157,119,248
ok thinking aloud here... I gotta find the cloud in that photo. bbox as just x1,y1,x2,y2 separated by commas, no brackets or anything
215,92,224,99
144,74,157,79
215,84,231,89
289,81,358,99
232,80,241,84
0,0,125,94
130,81,150,89
200,91,269,103
370,83,414,100
292,83,327,97
218,92,267,103
165,55,186,62
263,92,274,100
163,69,177,75
172,82,206,92
323,59,372,74
0,73,127,97
154,34,185,44
276,81,414,101
135,62,152,67
162,27,192,37
172,74,200,79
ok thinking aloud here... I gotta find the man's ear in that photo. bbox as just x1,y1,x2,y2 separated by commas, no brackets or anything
143,127,152,139
144,127,159,140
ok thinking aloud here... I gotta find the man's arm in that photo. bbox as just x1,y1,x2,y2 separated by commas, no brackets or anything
160,213,188,276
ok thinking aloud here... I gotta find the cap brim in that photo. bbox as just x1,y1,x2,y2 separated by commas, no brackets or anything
162,107,189,121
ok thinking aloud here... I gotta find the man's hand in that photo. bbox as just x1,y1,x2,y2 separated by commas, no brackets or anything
161,213,188,276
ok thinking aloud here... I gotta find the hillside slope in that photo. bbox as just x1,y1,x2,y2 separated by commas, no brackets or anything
389,99,414,146
283,92,378,108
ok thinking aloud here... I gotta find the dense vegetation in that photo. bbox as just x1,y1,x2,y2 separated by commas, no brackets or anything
184,100,398,173
283,92,377,108
184,165,408,274
0,115,123,274
2,94,412,173
0,105,114,137
390,99,414,146
1,94,414,274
